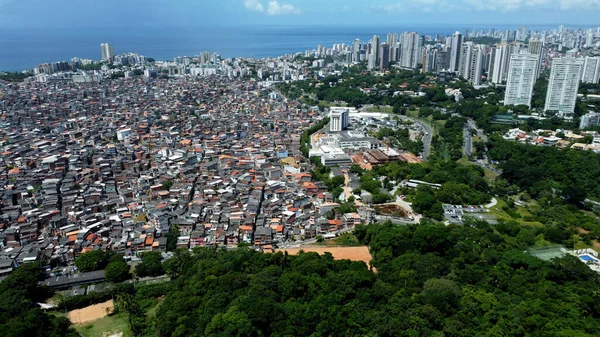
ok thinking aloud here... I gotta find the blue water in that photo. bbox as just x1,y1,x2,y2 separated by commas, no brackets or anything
0,24,565,72
580,255,598,262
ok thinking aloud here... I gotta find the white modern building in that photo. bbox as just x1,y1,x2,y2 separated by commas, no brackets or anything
504,53,539,108
582,56,600,84
329,108,350,132
100,43,114,61
580,112,600,129
544,57,584,117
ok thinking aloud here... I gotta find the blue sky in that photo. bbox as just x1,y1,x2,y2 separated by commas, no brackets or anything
0,0,599,29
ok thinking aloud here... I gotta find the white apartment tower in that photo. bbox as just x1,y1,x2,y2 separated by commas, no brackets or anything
400,32,420,69
544,57,585,117
100,43,114,61
582,56,600,84
470,45,485,86
458,42,474,81
329,108,350,132
504,53,539,108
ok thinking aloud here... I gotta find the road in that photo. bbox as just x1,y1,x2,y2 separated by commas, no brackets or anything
463,126,473,158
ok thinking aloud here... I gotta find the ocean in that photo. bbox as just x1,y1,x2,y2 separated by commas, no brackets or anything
0,24,562,72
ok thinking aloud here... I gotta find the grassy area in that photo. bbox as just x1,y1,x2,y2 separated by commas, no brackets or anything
488,199,545,227
457,157,500,182
314,234,362,247
75,312,131,337
434,120,447,129
406,110,419,118
366,106,394,113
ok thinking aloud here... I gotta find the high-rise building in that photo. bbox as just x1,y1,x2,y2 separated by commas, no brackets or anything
372,35,381,65
329,108,350,132
504,53,539,108
400,32,420,69
458,42,473,80
580,112,600,129
367,54,377,70
582,56,600,84
100,43,114,61
380,43,390,69
422,47,437,73
544,57,585,117
491,44,508,84
352,39,361,62
449,31,463,72
470,45,485,86
528,40,544,78
586,29,594,48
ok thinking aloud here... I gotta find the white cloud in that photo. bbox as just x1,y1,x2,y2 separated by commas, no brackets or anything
375,0,599,12
244,0,265,12
243,0,301,15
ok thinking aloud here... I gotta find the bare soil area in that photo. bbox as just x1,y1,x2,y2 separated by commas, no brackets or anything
67,300,114,324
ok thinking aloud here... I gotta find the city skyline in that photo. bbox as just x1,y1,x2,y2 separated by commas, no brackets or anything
1,0,600,29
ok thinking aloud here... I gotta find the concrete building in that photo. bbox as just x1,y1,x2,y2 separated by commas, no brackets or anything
545,57,584,117
100,43,114,62
372,35,381,65
492,44,508,84
449,31,463,72
528,39,544,78
400,32,420,69
379,43,390,69
580,112,600,129
329,108,350,132
458,42,474,81
582,56,600,84
504,53,539,108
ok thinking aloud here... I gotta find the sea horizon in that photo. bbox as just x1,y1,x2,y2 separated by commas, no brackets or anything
0,24,591,72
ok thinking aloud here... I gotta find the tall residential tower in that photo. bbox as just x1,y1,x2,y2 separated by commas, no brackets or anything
544,57,584,117
100,43,114,61
504,53,539,108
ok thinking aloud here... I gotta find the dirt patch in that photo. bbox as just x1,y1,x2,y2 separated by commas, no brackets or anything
68,300,114,324
578,228,590,234
375,204,409,217
276,246,373,269
399,152,422,163
593,241,600,251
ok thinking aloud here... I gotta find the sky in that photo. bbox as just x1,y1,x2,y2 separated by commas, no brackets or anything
0,0,599,29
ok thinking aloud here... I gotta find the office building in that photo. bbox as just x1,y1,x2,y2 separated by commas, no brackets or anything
582,56,600,84
504,53,539,108
528,40,544,78
449,31,463,72
100,43,114,61
380,43,390,69
544,57,584,117
329,108,350,132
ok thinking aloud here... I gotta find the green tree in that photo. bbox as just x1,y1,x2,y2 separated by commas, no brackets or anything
105,259,131,283
75,250,113,272
135,251,164,277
